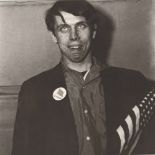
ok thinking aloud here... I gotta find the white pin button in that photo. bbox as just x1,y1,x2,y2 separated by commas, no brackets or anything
86,136,91,141
53,87,67,101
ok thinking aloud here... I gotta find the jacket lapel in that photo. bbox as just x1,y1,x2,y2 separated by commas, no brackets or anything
43,64,79,155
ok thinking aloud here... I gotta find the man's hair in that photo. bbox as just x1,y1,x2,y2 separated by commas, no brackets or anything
45,0,98,34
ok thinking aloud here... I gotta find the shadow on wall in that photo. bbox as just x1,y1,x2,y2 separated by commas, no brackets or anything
92,7,115,64
96,0,152,80
92,1,153,81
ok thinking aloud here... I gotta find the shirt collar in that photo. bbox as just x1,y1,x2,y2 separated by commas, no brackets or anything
61,57,105,82
61,57,104,71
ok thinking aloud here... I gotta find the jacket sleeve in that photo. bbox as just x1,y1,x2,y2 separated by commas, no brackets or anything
11,82,36,155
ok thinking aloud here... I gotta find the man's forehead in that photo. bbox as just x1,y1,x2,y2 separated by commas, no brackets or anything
55,11,86,25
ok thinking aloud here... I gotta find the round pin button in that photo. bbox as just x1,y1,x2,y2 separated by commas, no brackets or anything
53,87,67,101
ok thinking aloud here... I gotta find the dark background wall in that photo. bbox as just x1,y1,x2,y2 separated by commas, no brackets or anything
0,0,155,155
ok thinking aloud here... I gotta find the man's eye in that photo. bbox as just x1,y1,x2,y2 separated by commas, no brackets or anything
77,23,88,29
59,26,70,33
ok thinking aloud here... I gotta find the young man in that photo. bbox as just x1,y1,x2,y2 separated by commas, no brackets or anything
12,1,155,155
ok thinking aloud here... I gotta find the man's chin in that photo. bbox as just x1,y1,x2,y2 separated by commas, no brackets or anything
71,59,83,63
70,57,85,63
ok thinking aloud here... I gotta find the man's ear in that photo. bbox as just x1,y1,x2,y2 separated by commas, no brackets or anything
92,24,97,39
50,32,58,43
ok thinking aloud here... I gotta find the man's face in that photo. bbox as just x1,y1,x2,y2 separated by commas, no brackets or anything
53,11,95,63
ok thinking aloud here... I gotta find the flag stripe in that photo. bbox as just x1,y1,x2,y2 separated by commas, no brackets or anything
128,131,142,155
125,115,133,145
132,105,140,134
116,125,126,153
122,120,129,148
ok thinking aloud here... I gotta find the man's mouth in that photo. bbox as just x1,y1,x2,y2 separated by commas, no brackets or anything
69,45,82,50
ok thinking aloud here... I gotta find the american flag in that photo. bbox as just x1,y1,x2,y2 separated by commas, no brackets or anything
116,88,155,155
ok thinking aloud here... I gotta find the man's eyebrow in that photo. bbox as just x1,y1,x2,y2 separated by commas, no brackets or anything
56,23,68,29
76,21,88,25
75,21,89,27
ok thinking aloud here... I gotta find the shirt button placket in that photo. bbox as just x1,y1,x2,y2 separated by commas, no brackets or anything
82,86,85,89
86,136,91,141
84,109,88,114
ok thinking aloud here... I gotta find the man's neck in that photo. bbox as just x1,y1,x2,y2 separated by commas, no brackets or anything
62,56,92,72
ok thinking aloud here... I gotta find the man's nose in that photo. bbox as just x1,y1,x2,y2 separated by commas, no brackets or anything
70,28,79,41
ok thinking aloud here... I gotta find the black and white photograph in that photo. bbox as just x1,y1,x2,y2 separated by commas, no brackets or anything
0,0,155,155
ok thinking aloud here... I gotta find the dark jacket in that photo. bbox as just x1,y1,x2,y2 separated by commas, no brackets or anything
12,64,154,155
